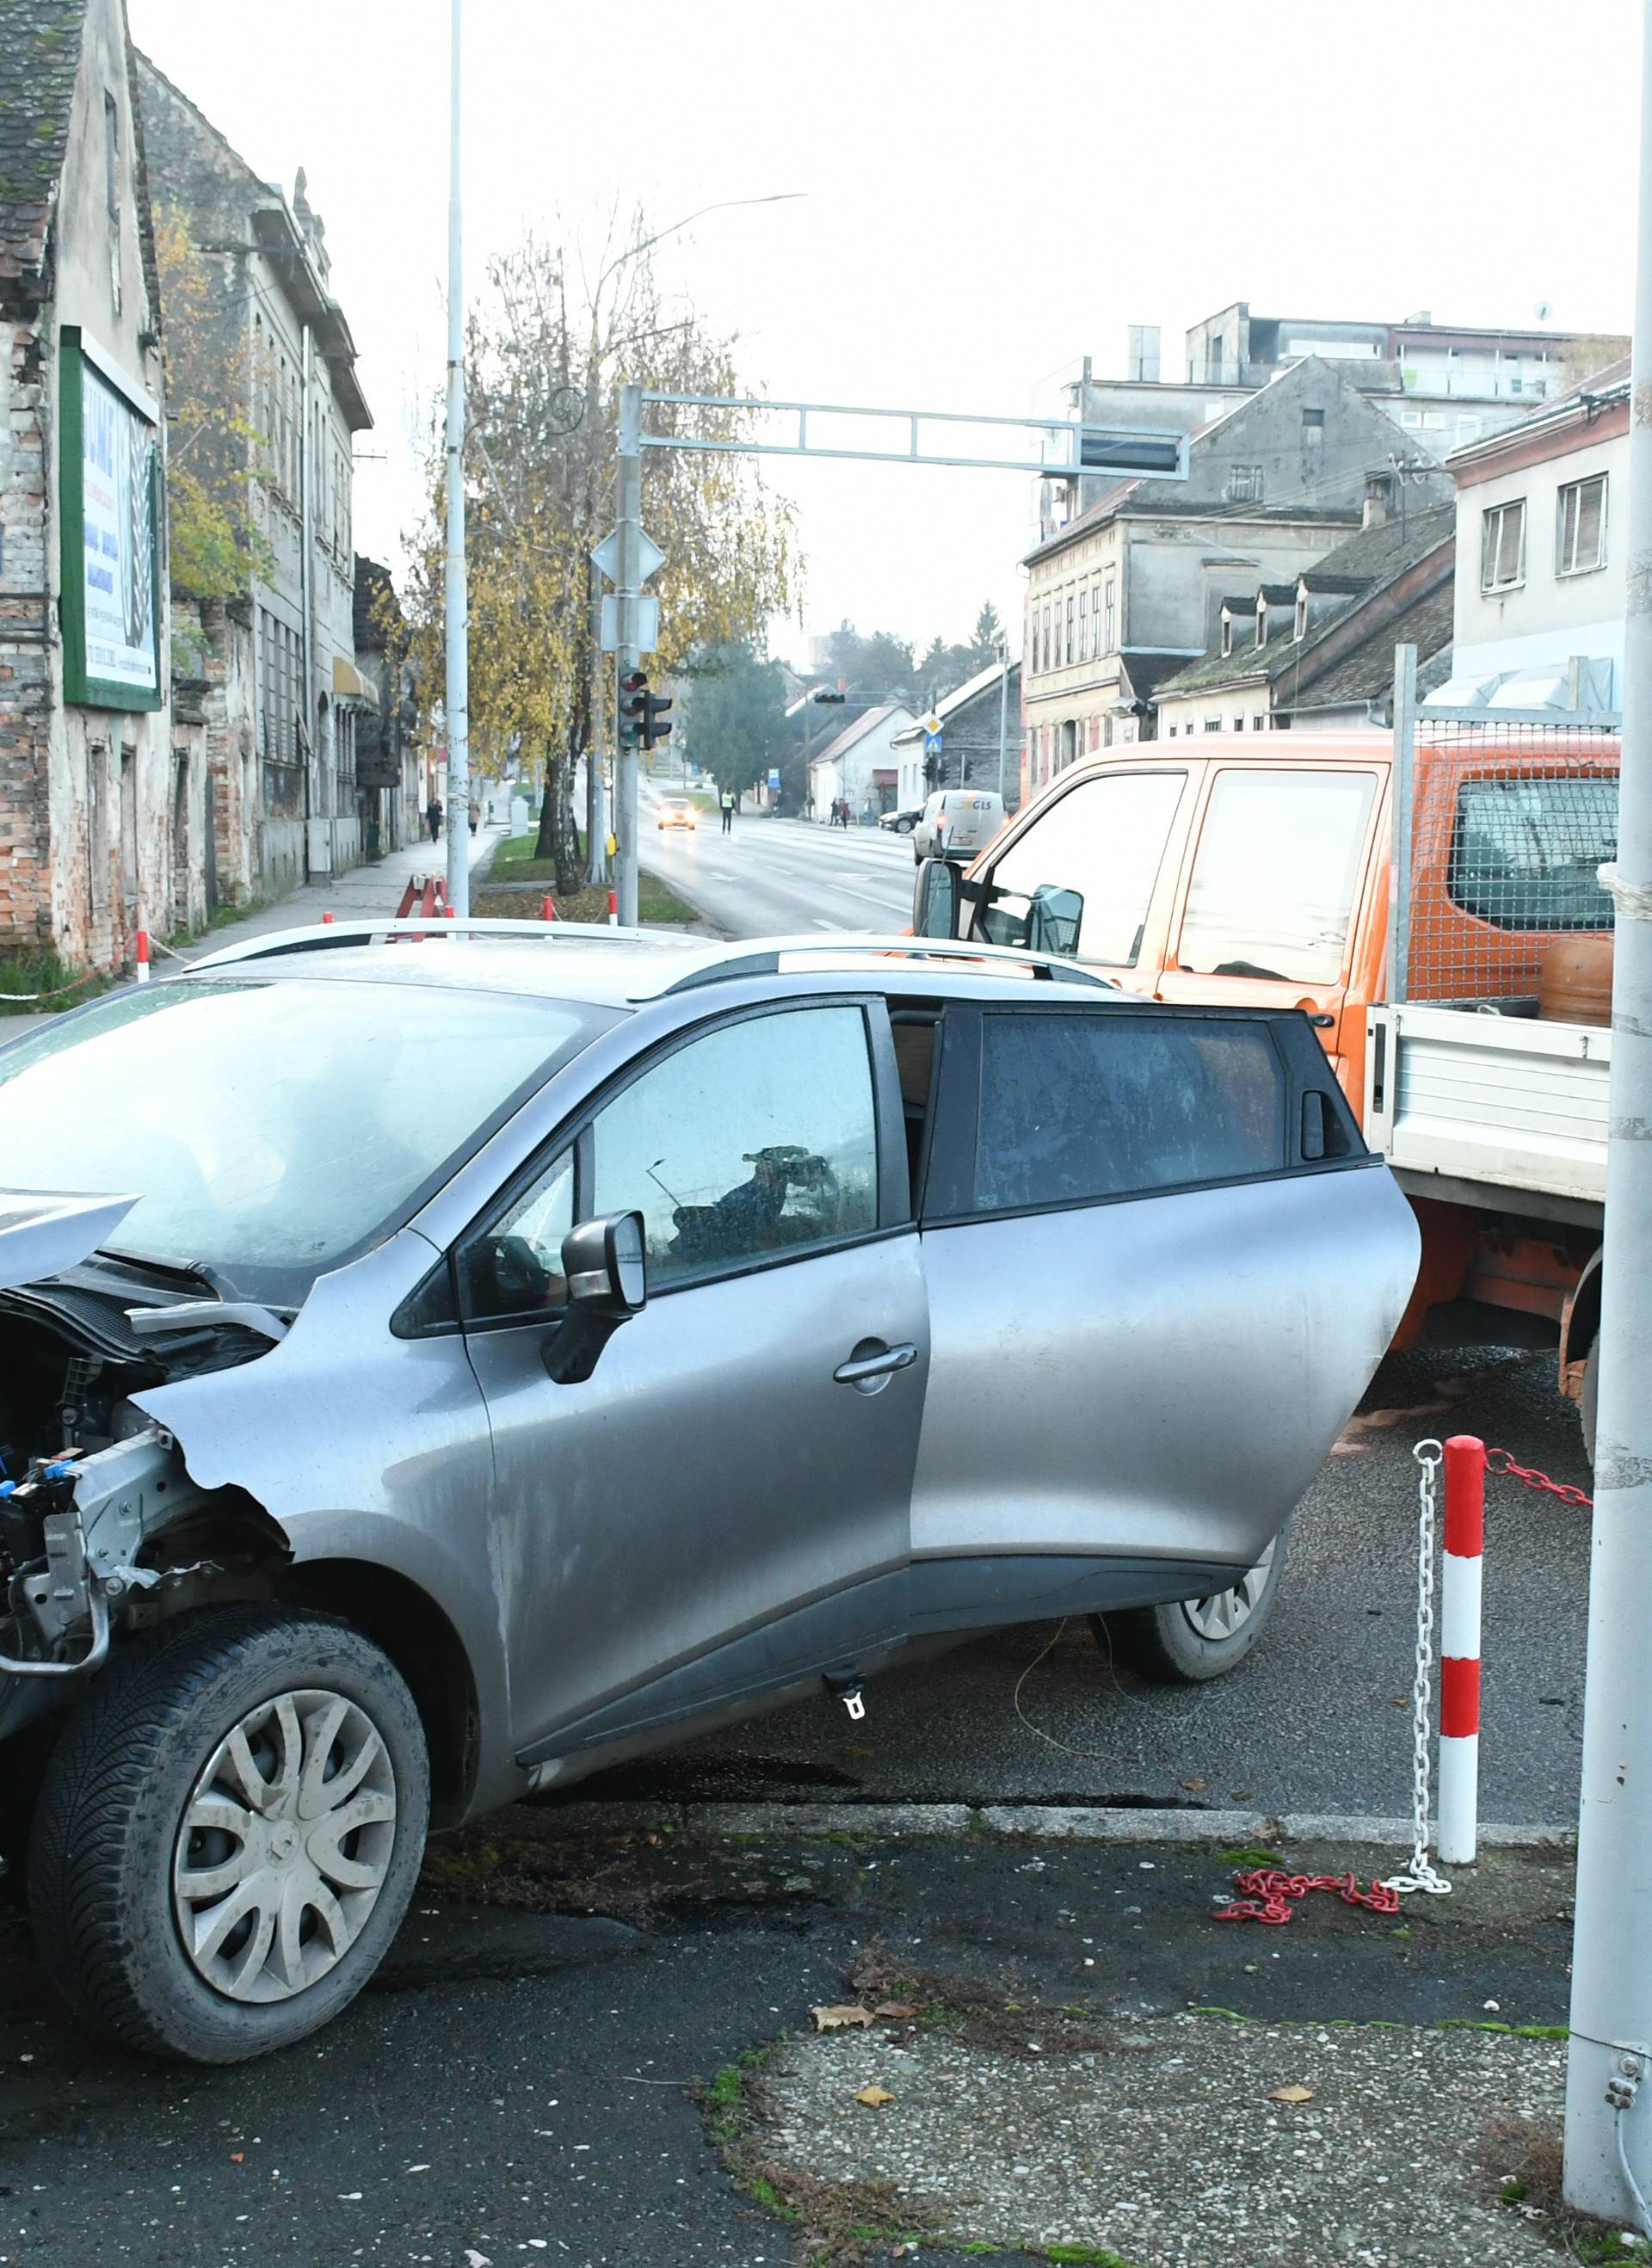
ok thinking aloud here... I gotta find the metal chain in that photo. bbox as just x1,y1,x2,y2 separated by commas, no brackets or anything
1381,1439,1452,1898
1486,1447,1593,1509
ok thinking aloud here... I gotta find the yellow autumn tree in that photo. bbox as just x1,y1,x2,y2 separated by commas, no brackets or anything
405,215,794,894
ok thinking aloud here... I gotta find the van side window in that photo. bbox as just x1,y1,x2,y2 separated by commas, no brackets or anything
973,1011,1285,1212
1176,769,1376,983
979,771,1186,965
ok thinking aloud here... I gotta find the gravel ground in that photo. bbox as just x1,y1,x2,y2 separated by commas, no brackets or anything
759,2017,1567,2267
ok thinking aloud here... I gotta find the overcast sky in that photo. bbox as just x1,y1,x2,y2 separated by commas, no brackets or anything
129,0,1642,667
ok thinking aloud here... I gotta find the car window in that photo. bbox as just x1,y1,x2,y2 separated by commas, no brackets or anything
1176,768,1376,983
981,771,1186,965
461,1149,574,1323
1448,775,1618,930
591,1006,879,1288
972,1011,1285,1213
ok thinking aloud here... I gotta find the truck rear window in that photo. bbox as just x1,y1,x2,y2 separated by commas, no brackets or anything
1449,776,1618,930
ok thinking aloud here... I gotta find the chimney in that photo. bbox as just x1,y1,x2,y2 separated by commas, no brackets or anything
1364,471,1396,529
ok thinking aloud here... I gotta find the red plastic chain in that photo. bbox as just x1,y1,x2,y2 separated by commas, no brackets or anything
1214,1868,1402,1927
1485,1448,1593,1510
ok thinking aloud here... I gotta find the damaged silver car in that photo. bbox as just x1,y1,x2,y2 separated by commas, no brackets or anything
0,923,1419,2062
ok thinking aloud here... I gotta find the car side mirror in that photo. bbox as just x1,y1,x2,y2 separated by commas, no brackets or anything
1027,883,1083,957
913,855,960,940
542,1211,647,1384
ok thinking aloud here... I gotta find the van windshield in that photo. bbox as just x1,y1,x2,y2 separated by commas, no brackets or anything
0,977,597,1299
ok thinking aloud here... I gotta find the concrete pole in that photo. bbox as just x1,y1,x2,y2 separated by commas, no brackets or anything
442,0,471,917
613,381,643,927
1563,0,1652,2224
586,531,608,887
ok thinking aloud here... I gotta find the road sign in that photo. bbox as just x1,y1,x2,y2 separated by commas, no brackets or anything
601,594,659,653
767,767,781,788
590,527,667,585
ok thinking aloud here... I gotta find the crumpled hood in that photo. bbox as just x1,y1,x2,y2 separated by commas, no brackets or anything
0,1192,139,1295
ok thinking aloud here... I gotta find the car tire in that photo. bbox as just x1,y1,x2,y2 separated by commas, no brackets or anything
28,1604,428,2064
897,816,915,834
1091,1525,1288,1685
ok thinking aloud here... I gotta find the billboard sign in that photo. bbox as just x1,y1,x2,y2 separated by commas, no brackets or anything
59,330,162,710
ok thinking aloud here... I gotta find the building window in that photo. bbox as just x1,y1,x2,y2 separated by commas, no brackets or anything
1042,604,1051,673
1167,724,1177,736
1226,465,1263,503
1102,580,1116,655
1064,596,1075,665
1220,616,1233,659
1556,475,1607,577
1203,718,1221,731
1302,408,1324,432
1253,714,1266,730
1078,586,1090,662
1481,498,1526,593
1234,716,1245,731
1294,592,1308,639
1256,605,1268,650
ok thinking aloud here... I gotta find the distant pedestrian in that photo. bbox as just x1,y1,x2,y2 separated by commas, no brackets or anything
839,798,851,831
720,789,735,835
468,798,480,836
425,797,442,843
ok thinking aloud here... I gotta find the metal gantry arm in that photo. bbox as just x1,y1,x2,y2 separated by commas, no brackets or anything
638,391,1189,481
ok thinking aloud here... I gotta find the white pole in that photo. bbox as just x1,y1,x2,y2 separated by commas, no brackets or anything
442,0,471,918
996,638,1010,801
613,382,642,928
1563,0,1652,2224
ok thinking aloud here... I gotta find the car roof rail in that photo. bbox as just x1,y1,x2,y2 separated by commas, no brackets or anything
186,917,663,970
654,935,1118,995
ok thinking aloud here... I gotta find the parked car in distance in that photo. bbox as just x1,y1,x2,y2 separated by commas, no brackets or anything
0,921,1417,2062
656,796,698,830
914,788,1005,864
880,806,922,834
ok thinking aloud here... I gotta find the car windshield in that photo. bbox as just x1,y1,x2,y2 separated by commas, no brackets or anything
0,976,598,1297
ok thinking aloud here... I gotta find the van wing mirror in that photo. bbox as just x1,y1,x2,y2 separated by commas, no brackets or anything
1026,884,1083,957
913,856,960,940
543,1211,647,1384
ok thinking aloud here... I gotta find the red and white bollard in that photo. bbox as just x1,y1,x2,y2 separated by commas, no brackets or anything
133,928,151,983
1438,1433,1485,1864
607,889,618,928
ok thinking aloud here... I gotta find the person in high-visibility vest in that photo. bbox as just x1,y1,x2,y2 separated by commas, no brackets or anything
720,790,735,836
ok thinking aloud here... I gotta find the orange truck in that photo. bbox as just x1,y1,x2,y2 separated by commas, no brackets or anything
915,713,1620,1451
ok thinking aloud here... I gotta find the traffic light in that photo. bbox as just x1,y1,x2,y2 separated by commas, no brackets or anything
619,671,673,751
811,688,846,706
619,670,648,749
923,753,943,786
642,687,673,750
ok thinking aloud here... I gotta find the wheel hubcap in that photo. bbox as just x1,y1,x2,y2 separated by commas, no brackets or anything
1181,1538,1277,1643
172,1688,397,2005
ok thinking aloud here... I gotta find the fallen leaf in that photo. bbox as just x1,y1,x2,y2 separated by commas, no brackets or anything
854,2084,895,2108
1267,2085,1314,2104
229,2153,243,2164
874,2001,918,2020
1180,1777,1209,1792
811,2003,875,2031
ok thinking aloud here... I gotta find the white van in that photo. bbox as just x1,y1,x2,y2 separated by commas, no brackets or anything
912,789,1005,865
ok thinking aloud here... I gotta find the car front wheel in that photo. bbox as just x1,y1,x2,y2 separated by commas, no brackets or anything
28,1605,428,2063
1092,1525,1286,1684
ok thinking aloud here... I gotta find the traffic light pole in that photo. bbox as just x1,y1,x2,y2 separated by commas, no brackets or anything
1563,0,1652,2228
613,382,644,928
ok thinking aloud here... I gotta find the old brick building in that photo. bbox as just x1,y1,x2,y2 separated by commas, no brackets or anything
0,0,182,971
136,53,373,903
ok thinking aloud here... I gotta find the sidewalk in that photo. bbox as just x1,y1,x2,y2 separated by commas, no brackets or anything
164,819,509,967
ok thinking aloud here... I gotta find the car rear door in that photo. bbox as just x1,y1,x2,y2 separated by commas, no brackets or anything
458,996,929,1770
905,997,1419,1632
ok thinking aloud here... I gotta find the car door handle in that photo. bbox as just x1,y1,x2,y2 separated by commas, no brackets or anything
833,1341,918,1385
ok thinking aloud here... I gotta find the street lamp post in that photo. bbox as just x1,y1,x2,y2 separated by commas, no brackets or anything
442,0,470,915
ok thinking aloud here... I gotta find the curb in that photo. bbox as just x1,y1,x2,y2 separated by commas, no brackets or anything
531,1797,1575,1852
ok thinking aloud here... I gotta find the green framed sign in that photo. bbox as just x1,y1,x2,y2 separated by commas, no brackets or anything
59,327,163,711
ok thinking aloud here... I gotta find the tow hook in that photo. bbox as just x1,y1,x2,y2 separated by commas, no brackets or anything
823,1667,866,1722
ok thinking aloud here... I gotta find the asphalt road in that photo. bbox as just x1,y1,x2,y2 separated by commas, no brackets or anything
639,783,918,937
577,1341,1593,1831
0,1831,1570,2267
